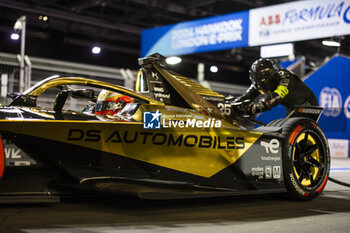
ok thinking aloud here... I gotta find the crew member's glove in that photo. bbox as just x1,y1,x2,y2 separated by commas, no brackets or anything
245,103,254,116
232,99,251,116
246,102,265,116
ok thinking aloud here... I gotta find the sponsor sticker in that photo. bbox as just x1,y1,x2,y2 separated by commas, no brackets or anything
265,166,272,179
261,156,281,161
143,110,222,129
3,141,36,166
143,110,161,129
251,166,264,179
67,129,246,150
273,166,281,179
260,138,279,154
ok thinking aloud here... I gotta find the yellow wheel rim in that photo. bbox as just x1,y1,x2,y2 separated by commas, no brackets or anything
292,131,324,188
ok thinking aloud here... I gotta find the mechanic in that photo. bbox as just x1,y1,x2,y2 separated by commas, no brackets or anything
232,58,318,116
95,90,134,117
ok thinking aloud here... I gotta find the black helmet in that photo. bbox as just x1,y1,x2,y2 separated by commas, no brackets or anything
249,58,278,94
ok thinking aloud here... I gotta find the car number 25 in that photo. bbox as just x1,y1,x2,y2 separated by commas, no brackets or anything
217,103,231,116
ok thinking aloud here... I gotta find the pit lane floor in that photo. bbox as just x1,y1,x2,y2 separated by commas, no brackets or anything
1,158,350,233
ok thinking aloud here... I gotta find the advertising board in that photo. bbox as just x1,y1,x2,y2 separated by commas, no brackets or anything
142,0,350,56
141,11,249,56
249,0,350,46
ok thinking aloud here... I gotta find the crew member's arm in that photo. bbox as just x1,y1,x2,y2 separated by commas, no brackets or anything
233,84,260,103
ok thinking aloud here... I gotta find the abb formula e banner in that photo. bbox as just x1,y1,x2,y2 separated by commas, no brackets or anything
249,0,350,46
141,0,350,56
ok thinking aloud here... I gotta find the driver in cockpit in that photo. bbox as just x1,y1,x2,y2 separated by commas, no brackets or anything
95,90,134,118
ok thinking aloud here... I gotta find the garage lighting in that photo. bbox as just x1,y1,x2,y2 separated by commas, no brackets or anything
10,33,19,40
92,46,101,54
166,56,182,65
260,43,294,58
38,15,48,21
322,39,340,47
210,65,218,73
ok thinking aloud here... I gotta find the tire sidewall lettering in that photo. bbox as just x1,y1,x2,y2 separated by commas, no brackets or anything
288,172,307,196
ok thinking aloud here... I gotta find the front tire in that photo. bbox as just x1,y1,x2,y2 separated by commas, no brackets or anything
280,118,330,200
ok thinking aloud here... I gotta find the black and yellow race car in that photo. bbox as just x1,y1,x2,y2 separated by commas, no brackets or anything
0,53,329,202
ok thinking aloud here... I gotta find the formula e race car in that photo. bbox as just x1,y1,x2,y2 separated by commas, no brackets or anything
0,53,329,202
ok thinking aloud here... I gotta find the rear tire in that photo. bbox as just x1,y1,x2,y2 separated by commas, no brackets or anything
279,117,330,200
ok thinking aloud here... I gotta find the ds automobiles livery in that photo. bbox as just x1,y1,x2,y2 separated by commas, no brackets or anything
0,53,329,201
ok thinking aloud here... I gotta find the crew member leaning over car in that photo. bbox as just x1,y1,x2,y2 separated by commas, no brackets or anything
233,58,318,116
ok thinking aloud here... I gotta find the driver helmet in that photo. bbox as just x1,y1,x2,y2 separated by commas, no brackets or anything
249,58,279,94
95,90,134,115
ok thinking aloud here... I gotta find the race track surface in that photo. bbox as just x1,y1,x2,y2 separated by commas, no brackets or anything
1,158,350,233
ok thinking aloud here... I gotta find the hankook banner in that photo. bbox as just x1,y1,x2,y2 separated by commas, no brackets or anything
141,0,350,56
141,11,249,57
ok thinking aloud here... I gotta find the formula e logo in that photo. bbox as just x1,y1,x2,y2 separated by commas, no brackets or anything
343,6,350,24
260,138,279,154
143,110,161,129
319,87,342,117
283,2,348,25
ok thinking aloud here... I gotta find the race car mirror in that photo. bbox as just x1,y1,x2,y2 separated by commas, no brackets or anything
7,92,21,100
7,93,37,107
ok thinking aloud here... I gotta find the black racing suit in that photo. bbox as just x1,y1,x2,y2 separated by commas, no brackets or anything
235,68,318,115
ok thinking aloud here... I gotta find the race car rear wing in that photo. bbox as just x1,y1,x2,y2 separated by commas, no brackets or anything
286,105,324,123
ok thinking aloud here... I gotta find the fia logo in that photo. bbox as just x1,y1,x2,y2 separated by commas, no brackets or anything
319,87,342,117
143,110,161,129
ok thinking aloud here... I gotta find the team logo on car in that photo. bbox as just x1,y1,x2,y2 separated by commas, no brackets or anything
143,110,161,129
260,138,279,154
